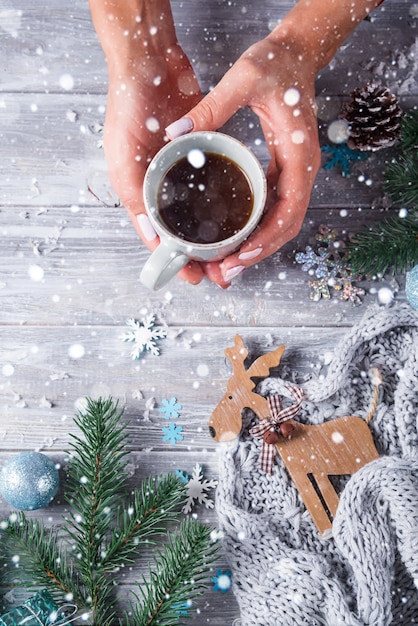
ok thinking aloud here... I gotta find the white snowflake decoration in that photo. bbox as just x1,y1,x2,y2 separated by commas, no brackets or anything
182,463,218,514
120,315,167,358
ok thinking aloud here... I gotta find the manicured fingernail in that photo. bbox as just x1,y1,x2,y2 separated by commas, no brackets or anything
239,247,263,261
165,117,194,139
137,213,157,241
223,265,245,283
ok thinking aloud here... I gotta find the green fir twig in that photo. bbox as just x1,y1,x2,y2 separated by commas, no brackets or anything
1,513,83,604
0,398,219,625
65,397,130,624
346,214,418,275
102,474,186,572
384,155,418,209
128,519,218,626
346,110,418,276
384,111,418,208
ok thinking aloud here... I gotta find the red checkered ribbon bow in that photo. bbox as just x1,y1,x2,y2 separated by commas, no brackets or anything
250,381,303,474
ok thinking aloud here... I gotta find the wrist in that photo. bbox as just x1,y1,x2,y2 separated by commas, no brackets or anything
269,0,384,73
89,0,178,75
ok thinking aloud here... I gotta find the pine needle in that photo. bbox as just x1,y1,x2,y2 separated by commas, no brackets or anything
0,398,218,625
128,519,218,625
102,474,186,571
65,397,130,624
2,512,84,605
384,155,418,208
346,214,418,275
384,110,418,208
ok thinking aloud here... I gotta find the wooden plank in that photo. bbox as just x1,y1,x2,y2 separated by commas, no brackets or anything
0,323,372,452
0,202,405,327
0,1,413,94
1,91,417,208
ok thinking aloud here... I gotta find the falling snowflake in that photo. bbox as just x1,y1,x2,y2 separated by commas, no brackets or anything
182,463,218,514
120,315,167,358
162,422,184,446
322,143,368,176
159,397,182,420
212,570,232,593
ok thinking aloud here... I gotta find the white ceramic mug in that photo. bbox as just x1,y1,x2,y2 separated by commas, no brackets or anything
140,131,267,291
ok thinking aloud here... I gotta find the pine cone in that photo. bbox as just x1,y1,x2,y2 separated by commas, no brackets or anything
341,83,403,152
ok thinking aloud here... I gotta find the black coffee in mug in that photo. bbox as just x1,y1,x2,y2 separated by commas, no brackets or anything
157,150,254,244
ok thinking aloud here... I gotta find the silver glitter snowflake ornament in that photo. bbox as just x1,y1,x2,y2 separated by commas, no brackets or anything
120,315,167,358
182,464,218,514
296,225,366,305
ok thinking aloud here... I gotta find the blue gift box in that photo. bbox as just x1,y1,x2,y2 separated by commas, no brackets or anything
0,590,66,626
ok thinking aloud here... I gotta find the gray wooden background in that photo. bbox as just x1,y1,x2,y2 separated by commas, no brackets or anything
0,0,416,623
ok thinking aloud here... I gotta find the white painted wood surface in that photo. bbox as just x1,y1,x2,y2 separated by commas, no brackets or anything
0,0,416,623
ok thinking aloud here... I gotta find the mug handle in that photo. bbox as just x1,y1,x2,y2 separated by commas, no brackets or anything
139,239,189,291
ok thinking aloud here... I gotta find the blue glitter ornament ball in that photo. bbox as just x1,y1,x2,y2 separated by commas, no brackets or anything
0,452,59,510
406,265,418,310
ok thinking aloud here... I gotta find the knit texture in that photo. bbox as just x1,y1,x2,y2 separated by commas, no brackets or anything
216,304,418,625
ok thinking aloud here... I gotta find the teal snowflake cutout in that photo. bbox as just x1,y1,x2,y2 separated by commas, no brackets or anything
162,422,184,445
159,397,182,420
173,600,192,617
175,469,190,484
120,315,167,358
212,570,232,593
322,143,368,177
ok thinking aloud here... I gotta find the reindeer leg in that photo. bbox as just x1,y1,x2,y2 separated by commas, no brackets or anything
287,469,333,536
311,473,340,522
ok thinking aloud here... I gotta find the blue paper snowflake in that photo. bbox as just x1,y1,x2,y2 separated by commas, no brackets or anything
173,600,191,617
322,143,368,177
212,570,232,593
120,315,167,359
175,469,190,484
159,397,182,420
162,422,184,445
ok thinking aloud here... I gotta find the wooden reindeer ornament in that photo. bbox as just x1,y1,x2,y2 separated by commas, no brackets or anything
209,335,380,536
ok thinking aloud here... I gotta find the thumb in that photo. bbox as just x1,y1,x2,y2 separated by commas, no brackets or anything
166,70,248,138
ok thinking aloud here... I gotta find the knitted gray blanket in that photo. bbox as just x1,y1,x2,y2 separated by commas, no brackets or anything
216,304,418,625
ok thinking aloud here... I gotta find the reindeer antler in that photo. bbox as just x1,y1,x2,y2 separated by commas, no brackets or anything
225,335,248,372
247,344,286,378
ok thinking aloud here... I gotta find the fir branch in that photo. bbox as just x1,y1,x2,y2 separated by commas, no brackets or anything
102,474,185,571
346,214,418,275
0,398,218,625
384,110,418,208
384,154,418,208
65,397,129,625
1,512,84,605
398,110,418,152
128,519,219,626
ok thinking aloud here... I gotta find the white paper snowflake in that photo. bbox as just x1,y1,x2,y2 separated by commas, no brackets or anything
120,315,167,358
182,463,218,514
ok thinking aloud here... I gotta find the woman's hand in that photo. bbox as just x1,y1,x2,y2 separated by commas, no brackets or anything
166,34,321,287
104,44,205,284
